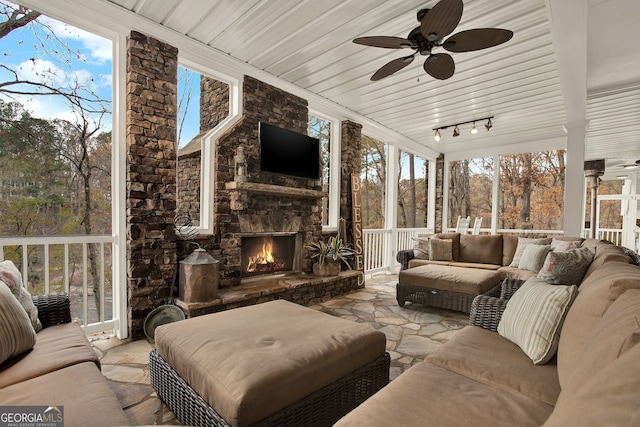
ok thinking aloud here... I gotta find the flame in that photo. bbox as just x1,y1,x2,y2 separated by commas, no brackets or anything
246,241,275,272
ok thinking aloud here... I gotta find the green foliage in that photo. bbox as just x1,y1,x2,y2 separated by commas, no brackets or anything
305,232,355,268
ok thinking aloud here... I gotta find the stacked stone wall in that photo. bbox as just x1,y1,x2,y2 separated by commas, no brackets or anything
339,121,363,245
126,31,178,339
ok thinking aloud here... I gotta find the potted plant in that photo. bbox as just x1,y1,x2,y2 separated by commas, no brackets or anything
305,232,355,276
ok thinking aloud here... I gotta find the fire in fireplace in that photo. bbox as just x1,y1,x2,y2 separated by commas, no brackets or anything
241,233,301,280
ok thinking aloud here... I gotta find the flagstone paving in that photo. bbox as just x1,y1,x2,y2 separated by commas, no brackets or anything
94,273,468,425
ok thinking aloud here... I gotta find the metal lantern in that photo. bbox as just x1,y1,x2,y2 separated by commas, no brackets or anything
179,248,219,303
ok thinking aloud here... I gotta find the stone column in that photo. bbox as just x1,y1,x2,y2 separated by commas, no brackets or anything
126,31,178,339
340,120,363,245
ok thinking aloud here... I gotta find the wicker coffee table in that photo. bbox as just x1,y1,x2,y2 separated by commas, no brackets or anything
150,300,389,427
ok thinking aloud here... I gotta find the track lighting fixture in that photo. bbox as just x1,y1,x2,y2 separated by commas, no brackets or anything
432,116,494,141
485,118,492,131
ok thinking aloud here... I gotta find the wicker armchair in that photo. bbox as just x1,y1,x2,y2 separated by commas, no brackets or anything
32,293,72,329
469,278,526,332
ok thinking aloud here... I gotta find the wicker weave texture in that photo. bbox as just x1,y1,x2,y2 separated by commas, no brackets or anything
32,293,72,329
150,349,390,427
396,282,501,314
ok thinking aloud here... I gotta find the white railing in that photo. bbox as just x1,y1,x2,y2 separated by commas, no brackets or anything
0,235,116,334
362,229,391,274
583,228,625,246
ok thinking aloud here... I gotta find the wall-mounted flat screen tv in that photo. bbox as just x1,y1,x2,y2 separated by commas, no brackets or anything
259,122,320,180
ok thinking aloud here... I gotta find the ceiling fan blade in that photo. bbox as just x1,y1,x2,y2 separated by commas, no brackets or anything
423,53,455,80
420,0,463,42
353,36,414,49
443,28,514,52
371,55,415,81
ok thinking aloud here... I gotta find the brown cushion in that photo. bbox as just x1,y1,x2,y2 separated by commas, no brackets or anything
407,259,450,268
543,341,640,427
427,326,560,405
335,362,553,427
447,262,501,270
429,238,453,261
399,264,503,295
436,233,461,261
459,234,503,265
582,242,630,280
0,362,129,427
155,300,386,427
502,235,519,266
0,322,102,388
557,261,640,387
561,289,640,396
497,266,537,281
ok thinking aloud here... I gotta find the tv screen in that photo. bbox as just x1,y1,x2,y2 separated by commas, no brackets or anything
259,122,320,180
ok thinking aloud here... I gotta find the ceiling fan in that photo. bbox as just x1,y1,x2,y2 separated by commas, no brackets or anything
353,0,513,81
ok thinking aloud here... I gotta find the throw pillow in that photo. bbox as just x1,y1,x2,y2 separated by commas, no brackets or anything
0,280,37,365
518,244,551,273
550,238,581,252
537,246,594,286
509,237,553,267
0,260,42,332
498,278,578,364
429,238,453,262
412,234,435,259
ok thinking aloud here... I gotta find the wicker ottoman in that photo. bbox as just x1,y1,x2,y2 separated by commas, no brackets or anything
397,264,502,313
150,299,389,427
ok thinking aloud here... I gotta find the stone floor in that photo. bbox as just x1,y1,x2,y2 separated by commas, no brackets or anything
92,273,468,426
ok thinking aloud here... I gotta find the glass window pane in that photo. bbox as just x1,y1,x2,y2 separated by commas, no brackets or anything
448,157,493,229
397,150,428,228
361,135,387,229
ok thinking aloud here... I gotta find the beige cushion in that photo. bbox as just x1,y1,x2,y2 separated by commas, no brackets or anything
0,362,129,427
335,362,553,427
509,237,552,268
0,322,100,388
537,246,594,286
407,258,449,268
429,238,453,261
0,261,41,331
459,234,503,265
0,281,36,365
542,341,640,427
447,262,501,270
561,289,640,396
155,300,386,427
399,264,503,295
582,241,630,280
498,278,577,364
427,326,560,405
518,244,551,273
557,261,640,387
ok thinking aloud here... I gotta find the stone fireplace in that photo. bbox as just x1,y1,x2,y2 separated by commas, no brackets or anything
240,232,302,281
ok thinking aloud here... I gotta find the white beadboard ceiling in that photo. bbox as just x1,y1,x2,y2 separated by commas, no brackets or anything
49,0,640,170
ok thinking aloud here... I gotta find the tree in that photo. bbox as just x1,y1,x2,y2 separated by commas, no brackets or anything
361,135,386,228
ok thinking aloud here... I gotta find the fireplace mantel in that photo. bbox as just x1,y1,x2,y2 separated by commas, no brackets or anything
225,181,326,198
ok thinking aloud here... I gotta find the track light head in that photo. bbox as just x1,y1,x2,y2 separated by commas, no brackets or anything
470,122,478,134
452,126,460,137
485,118,492,131
434,129,441,141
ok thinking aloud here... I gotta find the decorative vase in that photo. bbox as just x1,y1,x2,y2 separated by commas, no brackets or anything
313,259,340,276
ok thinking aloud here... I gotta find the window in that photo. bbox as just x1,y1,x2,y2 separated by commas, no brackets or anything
448,157,493,229
397,150,428,228
499,150,565,230
308,115,331,227
361,135,387,228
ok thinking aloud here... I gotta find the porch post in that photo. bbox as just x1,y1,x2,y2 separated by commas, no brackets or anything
563,121,588,237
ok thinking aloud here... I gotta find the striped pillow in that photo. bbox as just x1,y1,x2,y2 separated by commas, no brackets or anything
498,278,577,364
0,280,37,365
429,238,453,261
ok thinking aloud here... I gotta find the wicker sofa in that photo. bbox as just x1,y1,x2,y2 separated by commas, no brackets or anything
0,293,128,427
395,234,596,312
336,240,640,426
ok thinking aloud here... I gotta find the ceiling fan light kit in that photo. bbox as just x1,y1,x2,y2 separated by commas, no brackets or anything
433,116,494,141
353,0,513,81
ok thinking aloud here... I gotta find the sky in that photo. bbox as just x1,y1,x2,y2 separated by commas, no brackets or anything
0,3,199,143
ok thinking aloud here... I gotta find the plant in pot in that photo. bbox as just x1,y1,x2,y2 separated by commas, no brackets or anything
305,233,355,276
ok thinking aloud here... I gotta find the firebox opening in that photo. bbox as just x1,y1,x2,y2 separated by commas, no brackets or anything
241,233,301,281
